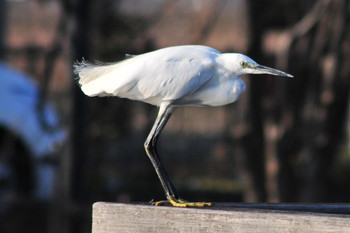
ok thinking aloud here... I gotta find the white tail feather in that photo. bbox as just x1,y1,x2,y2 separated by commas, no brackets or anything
73,57,139,97
73,60,119,85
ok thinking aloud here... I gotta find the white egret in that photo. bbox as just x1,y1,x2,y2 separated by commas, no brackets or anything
74,45,293,207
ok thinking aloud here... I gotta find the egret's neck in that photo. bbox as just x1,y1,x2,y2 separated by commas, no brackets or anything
216,54,241,74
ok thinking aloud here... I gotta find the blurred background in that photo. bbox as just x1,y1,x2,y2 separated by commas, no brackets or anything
0,0,349,232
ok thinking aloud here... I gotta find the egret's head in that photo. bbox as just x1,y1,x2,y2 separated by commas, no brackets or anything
229,54,293,78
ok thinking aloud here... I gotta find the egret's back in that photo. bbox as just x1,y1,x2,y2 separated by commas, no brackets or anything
74,45,221,106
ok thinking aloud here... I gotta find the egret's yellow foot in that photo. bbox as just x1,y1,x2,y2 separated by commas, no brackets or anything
153,196,213,207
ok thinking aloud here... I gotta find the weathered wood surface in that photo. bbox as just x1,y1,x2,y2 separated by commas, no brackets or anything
92,202,350,233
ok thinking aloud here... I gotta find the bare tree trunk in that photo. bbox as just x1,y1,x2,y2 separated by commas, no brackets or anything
243,0,268,202
70,0,91,232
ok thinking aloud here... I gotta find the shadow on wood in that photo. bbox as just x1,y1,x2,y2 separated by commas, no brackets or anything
92,202,350,233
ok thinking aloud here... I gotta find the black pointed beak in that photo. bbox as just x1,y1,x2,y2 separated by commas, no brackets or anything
255,65,294,78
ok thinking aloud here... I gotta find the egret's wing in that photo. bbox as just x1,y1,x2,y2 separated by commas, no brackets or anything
135,57,216,103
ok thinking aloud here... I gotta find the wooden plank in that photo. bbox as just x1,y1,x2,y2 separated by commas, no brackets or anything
92,202,350,233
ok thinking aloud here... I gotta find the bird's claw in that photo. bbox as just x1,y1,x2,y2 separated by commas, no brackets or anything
151,196,213,207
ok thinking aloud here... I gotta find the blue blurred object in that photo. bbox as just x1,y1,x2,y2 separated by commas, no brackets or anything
0,62,65,200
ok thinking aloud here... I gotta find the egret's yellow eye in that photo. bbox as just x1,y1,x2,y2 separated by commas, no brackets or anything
240,61,248,68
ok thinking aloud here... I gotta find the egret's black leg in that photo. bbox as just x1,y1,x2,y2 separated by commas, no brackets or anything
144,103,213,207
144,103,178,200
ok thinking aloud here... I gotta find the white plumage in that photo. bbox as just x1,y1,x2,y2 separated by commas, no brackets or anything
74,45,290,106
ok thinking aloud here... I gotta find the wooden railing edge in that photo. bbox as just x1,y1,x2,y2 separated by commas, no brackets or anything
92,202,350,233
